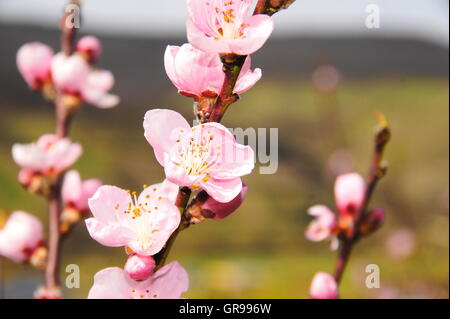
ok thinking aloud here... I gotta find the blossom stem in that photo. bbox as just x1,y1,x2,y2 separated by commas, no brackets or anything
45,184,62,289
43,0,80,296
333,114,390,285
208,54,246,123
154,187,192,270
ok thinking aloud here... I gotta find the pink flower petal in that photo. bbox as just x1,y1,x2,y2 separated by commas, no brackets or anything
16,42,54,90
200,176,243,203
62,170,82,204
309,272,339,299
88,267,133,299
143,109,190,166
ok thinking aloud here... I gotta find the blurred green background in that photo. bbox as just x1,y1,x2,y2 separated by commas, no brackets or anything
0,0,449,299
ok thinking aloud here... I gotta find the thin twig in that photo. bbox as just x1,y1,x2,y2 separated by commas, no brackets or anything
333,114,390,284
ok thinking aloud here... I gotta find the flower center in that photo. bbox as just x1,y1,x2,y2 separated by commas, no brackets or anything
210,0,250,40
176,128,220,177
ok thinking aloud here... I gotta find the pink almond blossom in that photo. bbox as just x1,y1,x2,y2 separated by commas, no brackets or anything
62,170,102,212
12,134,82,176
164,43,261,99
76,36,102,62
309,272,338,299
186,0,274,55
85,180,180,256
51,52,119,108
334,173,366,216
124,254,156,280
88,261,189,299
305,205,338,250
0,211,43,263
143,109,254,203
16,42,54,90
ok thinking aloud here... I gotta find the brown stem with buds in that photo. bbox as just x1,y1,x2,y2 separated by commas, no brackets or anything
333,114,391,285
254,0,296,16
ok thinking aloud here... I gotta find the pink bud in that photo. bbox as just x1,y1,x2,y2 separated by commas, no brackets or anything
202,184,248,220
16,42,54,90
124,254,156,280
334,173,366,217
76,36,102,62
309,272,339,299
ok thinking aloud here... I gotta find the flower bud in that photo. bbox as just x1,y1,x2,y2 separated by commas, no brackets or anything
76,36,102,63
124,254,156,281
334,173,366,217
34,285,61,299
30,246,48,270
309,272,339,299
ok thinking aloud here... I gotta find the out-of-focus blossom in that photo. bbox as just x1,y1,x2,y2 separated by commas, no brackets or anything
311,64,342,94
34,285,62,299
62,170,101,213
51,52,119,108
16,42,54,90
186,0,274,55
124,254,156,281
305,205,338,250
309,272,338,299
143,109,254,203
385,227,416,259
60,170,101,233
164,43,261,100
334,173,366,217
12,134,82,178
0,211,43,263
202,183,248,220
76,36,102,63
85,180,180,256
88,261,189,299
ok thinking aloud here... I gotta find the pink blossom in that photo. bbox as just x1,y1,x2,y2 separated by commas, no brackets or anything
12,134,82,175
124,254,156,280
88,261,189,299
62,170,101,212
76,36,102,62
16,42,54,90
143,109,254,203
309,272,338,299
305,205,338,250
164,43,261,99
202,183,248,219
0,211,43,263
85,180,180,256
186,0,274,55
51,52,119,108
334,173,366,216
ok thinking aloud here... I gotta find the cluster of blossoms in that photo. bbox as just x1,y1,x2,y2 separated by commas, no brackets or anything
1,0,298,299
16,36,119,109
85,0,276,298
306,173,386,298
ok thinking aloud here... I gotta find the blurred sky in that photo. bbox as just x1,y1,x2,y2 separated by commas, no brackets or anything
0,0,448,47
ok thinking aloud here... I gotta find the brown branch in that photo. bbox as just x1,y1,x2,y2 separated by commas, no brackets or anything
333,114,391,285
42,0,81,297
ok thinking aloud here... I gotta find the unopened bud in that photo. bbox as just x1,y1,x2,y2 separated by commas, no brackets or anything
124,254,156,281
34,285,61,299
76,36,102,63
309,272,338,299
